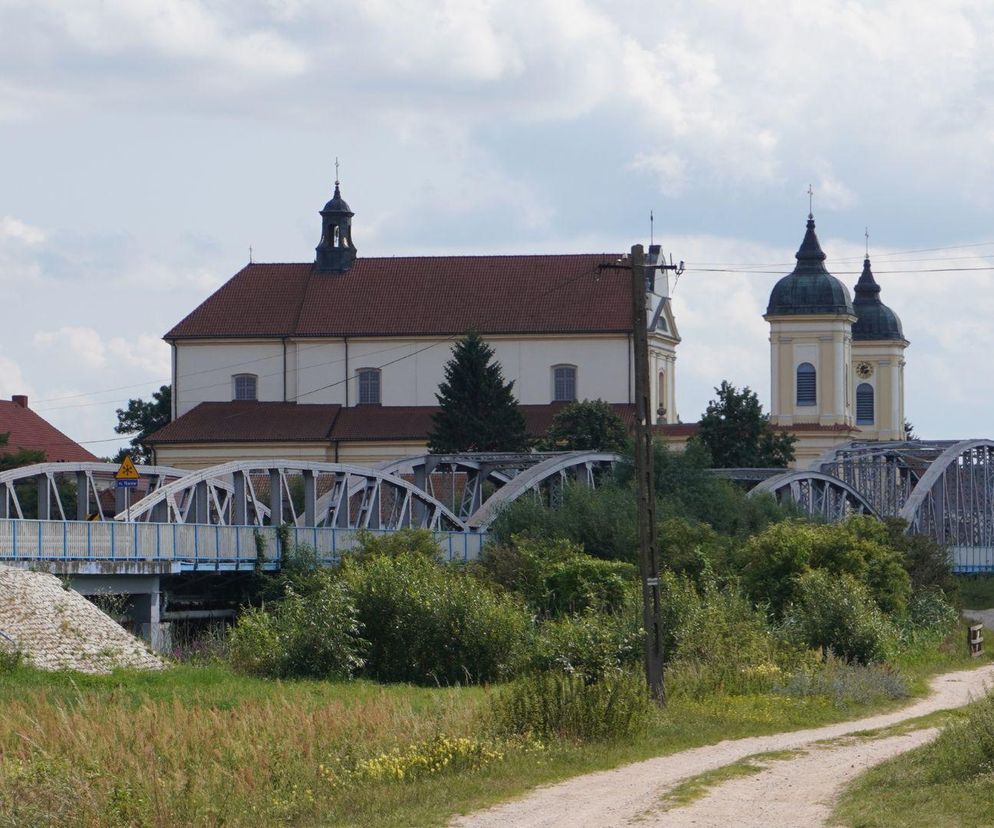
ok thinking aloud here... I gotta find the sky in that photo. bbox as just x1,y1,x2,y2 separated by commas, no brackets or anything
3,0,994,456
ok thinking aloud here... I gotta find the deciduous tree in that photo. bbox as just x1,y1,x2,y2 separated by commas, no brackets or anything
694,381,795,468
538,399,629,451
114,385,171,464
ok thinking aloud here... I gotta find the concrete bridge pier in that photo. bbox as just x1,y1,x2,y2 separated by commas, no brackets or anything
63,569,173,654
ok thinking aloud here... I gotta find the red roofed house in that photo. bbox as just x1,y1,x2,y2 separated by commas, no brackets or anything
148,181,681,468
0,395,97,463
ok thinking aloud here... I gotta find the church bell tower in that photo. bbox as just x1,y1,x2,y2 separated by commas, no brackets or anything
765,213,856,429
314,170,356,273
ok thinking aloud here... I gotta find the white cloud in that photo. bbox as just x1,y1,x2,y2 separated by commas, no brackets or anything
0,352,35,401
0,216,45,245
33,326,107,370
628,152,688,196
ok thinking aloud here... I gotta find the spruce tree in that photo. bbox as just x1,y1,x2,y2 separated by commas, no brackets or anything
428,331,529,452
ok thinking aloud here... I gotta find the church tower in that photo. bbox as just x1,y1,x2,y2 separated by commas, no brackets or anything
314,176,357,273
765,213,857,434
850,256,909,440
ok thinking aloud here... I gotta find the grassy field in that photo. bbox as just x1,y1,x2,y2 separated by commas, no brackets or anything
957,574,994,609
831,691,994,828
0,634,986,828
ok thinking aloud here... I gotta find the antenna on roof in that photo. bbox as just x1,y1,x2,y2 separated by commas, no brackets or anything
249,245,253,264
650,210,654,246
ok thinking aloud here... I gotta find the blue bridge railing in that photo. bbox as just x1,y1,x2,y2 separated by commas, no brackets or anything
0,519,486,569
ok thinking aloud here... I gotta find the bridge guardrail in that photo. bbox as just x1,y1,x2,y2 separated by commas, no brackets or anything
0,519,485,567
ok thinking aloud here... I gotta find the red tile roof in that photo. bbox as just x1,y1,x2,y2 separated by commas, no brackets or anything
0,399,97,462
146,402,640,446
146,402,341,444
165,255,631,340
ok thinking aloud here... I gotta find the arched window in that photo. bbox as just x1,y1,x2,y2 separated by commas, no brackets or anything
796,363,816,407
856,383,874,425
233,374,257,401
552,365,577,402
356,368,381,405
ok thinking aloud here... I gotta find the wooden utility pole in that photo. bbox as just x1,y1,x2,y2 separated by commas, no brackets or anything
630,244,665,704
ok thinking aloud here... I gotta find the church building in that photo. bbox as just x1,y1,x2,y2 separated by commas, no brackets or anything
765,213,908,466
148,180,683,468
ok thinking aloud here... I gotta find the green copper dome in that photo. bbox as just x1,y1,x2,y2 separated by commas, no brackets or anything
766,215,854,316
852,257,904,341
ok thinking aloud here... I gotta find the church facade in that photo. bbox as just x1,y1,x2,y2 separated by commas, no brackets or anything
149,181,681,468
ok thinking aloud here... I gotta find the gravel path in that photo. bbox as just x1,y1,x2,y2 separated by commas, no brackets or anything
452,663,994,828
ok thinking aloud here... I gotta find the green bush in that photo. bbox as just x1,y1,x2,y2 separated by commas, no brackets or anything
228,579,366,679
341,552,530,685
883,517,959,599
901,588,958,644
658,517,731,590
781,570,897,664
666,584,784,695
355,528,442,560
489,668,652,742
480,535,636,616
739,518,911,617
488,483,638,563
530,602,643,682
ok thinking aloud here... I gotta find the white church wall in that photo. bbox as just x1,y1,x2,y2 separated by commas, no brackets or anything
174,340,285,417
174,333,636,412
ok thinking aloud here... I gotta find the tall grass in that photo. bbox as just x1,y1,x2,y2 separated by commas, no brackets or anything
0,667,483,827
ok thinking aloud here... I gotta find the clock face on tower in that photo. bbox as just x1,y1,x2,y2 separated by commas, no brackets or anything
856,361,873,379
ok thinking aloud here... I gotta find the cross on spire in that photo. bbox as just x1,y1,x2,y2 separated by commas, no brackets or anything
335,157,340,186
807,184,814,218
865,226,869,258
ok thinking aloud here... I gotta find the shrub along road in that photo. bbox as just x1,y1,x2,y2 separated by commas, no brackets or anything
452,662,994,828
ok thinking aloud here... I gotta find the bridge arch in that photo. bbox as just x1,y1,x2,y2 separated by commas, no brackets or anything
897,440,994,556
749,469,879,521
122,460,468,531
0,462,189,521
466,451,622,530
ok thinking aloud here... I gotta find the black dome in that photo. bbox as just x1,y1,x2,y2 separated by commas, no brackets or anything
852,257,904,341
766,216,854,316
322,183,353,215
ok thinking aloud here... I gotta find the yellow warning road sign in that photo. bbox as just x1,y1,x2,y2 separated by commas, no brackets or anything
115,454,140,480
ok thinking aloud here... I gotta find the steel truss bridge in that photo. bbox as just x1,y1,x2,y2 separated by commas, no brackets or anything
736,439,994,572
0,452,619,569
2,442,993,572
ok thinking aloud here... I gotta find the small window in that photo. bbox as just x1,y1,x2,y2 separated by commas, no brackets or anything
357,368,381,405
553,365,577,402
796,362,816,407
856,383,874,425
233,374,257,401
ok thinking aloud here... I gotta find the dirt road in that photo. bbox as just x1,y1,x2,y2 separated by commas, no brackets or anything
452,663,994,828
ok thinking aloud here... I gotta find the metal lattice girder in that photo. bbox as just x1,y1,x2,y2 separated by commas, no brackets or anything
898,439,994,548
465,451,622,530
0,462,189,521
120,460,469,531
749,469,879,521
811,440,961,517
